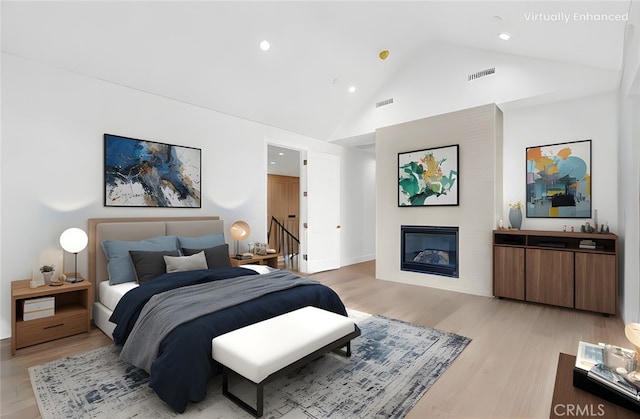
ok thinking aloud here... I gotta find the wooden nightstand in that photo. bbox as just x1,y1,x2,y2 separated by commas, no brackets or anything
230,254,279,269
11,277,92,355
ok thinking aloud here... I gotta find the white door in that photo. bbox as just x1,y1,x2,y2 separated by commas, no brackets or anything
304,151,341,273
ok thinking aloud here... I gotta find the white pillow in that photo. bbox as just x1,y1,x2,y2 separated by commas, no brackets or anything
164,251,208,273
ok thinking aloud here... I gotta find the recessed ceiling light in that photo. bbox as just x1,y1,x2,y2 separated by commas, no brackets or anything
278,152,284,156
260,40,270,51
270,161,276,165
348,86,356,93
498,32,512,41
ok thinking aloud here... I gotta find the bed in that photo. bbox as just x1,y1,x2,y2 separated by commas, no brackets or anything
87,217,349,413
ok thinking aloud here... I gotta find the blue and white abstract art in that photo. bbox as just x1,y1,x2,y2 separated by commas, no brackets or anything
104,134,201,207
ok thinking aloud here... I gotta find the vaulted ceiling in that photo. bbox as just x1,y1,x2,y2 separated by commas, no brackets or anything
2,1,633,147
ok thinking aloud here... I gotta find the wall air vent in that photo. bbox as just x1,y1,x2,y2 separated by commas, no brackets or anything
468,67,495,82
375,98,394,108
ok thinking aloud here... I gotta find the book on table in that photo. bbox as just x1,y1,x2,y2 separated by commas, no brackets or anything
573,341,640,413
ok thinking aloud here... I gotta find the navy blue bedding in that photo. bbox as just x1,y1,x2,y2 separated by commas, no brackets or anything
109,267,347,413
110,267,256,345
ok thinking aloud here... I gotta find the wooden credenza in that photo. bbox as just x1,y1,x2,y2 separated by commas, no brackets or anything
493,230,618,315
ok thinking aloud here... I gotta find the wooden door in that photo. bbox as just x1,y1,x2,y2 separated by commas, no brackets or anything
575,252,617,314
526,249,574,308
494,246,525,300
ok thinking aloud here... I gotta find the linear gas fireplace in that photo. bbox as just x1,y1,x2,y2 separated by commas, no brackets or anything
401,225,459,278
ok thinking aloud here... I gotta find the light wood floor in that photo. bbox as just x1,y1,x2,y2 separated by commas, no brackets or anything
1,260,629,418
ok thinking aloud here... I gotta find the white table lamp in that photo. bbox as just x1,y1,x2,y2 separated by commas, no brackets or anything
59,227,88,283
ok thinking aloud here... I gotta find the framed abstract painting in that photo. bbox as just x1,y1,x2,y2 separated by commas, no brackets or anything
398,144,459,207
526,139,591,218
104,134,201,208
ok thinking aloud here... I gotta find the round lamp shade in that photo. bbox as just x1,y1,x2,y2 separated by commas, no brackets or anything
230,221,251,241
59,227,88,253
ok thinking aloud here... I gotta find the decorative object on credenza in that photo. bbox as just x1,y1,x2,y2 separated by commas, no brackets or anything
230,221,251,257
581,222,596,233
398,144,459,207
103,133,201,208
59,227,88,283
526,139,591,218
508,201,523,229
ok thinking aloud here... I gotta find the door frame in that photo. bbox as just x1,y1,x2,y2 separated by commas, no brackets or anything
265,139,306,270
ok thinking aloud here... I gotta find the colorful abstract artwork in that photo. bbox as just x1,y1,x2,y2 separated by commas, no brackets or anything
526,139,591,218
398,145,459,206
104,134,201,207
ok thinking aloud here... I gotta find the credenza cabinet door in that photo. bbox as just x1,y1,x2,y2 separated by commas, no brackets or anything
575,252,617,315
526,249,574,308
494,246,525,300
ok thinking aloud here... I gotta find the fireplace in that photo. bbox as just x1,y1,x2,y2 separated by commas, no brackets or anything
401,225,459,278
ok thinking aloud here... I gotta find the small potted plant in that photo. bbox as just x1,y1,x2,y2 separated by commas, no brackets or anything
39,264,56,285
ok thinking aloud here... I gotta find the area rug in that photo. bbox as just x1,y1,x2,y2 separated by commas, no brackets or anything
29,312,470,419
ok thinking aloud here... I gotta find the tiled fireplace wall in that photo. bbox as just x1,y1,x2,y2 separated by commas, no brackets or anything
375,104,503,297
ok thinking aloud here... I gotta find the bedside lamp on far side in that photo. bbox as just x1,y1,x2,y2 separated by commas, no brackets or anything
230,220,251,258
59,227,88,283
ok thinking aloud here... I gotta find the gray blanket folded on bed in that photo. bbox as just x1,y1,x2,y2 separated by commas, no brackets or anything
120,270,319,372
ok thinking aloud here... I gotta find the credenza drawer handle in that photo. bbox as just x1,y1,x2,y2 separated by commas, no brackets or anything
44,324,64,329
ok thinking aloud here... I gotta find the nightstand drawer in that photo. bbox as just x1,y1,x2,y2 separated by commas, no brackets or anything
16,310,87,349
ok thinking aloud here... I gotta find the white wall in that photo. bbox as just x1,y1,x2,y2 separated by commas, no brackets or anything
0,53,376,339
333,42,619,142
618,1,640,324
502,92,619,233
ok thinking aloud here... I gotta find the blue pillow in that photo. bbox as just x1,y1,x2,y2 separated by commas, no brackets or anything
177,233,225,250
102,235,179,285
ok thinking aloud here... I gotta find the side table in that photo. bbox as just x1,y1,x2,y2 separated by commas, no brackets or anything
230,254,279,269
550,353,636,418
11,277,92,355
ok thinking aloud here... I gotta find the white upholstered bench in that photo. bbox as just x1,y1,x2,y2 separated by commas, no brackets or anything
211,306,360,417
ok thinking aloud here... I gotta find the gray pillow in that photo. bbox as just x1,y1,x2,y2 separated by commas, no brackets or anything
164,251,208,273
129,249,180,284
182,244,232,269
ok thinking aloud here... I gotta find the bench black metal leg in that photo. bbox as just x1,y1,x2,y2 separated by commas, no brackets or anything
221,367,263,418
219,328,360,417
332,341,352,357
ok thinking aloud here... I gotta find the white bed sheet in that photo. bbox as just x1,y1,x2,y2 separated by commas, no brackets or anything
99,281,139,312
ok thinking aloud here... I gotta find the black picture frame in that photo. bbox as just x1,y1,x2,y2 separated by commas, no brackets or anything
398,144,459,207
104,133,201,208
525,139,591,218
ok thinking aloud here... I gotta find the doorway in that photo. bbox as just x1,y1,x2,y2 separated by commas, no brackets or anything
267,145,301,269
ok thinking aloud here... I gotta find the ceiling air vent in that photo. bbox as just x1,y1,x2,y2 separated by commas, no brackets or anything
468,67,495,82
376,98,394,108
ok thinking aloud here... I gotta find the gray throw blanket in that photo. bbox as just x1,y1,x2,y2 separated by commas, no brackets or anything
120,271,319,372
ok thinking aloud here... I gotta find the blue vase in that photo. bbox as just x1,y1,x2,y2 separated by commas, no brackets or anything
509,208,522,229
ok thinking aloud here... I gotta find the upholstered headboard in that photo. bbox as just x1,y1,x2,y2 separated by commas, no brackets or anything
88,217,225,302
